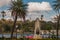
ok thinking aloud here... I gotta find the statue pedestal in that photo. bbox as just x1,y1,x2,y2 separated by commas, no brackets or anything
33,34,42,39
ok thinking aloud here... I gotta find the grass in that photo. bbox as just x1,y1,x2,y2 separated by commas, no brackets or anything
0,38,60,40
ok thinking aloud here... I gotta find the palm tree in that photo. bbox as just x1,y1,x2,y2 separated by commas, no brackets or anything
53,0,60,39
53,15,60,39
10,0,27,39
1,11,6,20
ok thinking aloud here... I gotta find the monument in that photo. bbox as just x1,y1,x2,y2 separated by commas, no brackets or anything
33,18,42,39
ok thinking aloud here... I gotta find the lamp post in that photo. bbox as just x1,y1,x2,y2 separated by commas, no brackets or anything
41,15,43,21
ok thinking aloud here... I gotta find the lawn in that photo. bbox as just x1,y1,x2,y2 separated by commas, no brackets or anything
0,38,59,40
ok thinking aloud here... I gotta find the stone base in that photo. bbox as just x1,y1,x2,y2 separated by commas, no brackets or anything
33,34,42,39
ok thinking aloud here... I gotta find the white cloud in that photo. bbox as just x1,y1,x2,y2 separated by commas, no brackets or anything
0,0,11,7
27,2,52,12
51,15,57,19
27,2,54,21
0,1,53,21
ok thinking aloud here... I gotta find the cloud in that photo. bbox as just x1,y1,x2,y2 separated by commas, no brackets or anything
0,1,53,21
27,2,52,12
27,2,54,21
0,0,11,7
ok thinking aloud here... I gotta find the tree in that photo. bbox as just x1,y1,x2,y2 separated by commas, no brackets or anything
10,0,27,39
4,24,11,32
53,0,60,39
1,11,6,20
46,22,52,38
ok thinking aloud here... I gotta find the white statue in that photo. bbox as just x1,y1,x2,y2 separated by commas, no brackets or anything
33,18,42,39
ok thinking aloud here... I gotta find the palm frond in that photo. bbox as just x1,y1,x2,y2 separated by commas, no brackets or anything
9,0,28,20
53,0,60,12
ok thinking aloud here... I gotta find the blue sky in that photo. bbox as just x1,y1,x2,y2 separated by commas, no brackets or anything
0,0,57,21
23,0,55,3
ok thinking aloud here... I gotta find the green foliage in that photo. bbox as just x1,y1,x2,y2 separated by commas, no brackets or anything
53,0,60,12
41,21,53,30
0,19,59,33
3,24,11,32
10,0,28,21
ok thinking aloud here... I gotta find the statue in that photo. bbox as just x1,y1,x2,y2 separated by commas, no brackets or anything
33,18,42,39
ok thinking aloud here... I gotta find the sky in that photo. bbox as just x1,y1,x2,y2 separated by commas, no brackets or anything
0,0,57,21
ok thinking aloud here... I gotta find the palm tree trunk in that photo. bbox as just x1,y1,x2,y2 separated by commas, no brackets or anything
11,13,17,40
22,16,25,39
56,17,59,40
15,25,18,40
56,11,59,40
